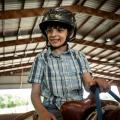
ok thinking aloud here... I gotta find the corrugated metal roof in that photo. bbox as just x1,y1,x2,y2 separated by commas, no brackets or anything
0,0,120,89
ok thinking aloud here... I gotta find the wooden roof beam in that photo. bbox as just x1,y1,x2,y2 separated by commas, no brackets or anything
0,37,44,47
0,37,119,52
0,5,120,21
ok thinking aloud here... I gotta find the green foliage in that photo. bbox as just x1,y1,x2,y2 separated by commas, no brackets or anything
0,94,28,108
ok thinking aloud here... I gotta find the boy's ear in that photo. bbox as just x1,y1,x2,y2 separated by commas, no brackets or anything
68,29,74,39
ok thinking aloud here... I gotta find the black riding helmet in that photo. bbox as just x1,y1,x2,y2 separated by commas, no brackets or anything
39,7,77,42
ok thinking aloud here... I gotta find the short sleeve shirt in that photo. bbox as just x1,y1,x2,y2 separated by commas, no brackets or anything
28,47,92,108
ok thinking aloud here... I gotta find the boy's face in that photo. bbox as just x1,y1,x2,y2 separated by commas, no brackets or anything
45,25,68,48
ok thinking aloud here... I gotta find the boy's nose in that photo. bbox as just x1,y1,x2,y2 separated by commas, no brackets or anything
51,29,57,36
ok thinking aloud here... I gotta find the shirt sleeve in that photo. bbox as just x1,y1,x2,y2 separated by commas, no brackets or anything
78,51,92,74
28,53,44,84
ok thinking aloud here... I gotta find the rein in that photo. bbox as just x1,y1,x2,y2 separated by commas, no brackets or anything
90,85,120,120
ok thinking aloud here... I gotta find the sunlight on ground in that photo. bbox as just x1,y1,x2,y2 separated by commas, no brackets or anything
0,89,34,114
0,85,119,114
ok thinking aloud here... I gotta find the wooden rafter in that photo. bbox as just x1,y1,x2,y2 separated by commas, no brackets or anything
0,37,119,52
0,5,120,21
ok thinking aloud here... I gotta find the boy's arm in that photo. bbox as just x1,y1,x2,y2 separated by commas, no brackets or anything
31,83,57,120
82,72,110,92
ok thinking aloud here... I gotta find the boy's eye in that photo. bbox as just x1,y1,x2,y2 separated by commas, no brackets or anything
46,26,66,33
46,28,52,32
46,27,53,33
57,28,65,31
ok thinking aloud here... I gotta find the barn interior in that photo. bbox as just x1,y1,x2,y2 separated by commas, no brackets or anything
0,0,120,119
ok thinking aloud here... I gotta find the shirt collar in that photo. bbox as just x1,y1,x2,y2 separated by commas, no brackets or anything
47,44,73,56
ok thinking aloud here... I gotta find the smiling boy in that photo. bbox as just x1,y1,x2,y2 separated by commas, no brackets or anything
28,7,110,120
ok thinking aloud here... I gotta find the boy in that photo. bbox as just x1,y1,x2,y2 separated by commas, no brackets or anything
28,7,110,120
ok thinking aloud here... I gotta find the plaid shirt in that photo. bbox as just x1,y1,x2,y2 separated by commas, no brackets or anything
28,47,92,108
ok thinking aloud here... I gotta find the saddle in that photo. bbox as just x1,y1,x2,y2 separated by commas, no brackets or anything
60,97,119,120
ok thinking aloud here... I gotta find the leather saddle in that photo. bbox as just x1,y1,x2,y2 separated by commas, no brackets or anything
60,96,119,120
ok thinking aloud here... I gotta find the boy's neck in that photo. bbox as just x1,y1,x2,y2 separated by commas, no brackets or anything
52,44,68,56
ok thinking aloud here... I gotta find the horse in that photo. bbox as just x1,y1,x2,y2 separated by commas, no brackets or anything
60,96,120,120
